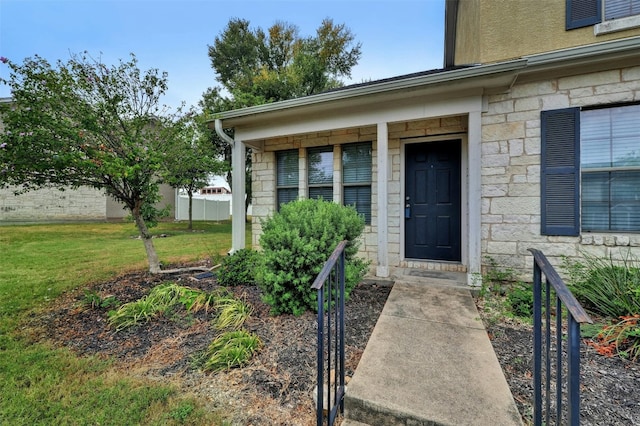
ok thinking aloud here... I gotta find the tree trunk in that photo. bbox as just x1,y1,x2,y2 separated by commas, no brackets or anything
132,203,162,274
187,188,193,231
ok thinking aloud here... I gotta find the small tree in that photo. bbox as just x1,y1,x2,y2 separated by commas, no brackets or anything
161,112,228,230
0,53,184,273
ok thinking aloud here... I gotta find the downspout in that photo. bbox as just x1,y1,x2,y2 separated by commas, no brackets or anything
214,118,246,254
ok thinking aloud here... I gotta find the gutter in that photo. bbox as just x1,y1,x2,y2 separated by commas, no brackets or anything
214,59,527,122
214,118,235,147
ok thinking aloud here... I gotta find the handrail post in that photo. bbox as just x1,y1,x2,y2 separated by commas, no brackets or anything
311,241,348,426
528,248,592,426
532,261,542,426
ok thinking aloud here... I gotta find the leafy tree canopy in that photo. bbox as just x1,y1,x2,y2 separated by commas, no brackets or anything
206,17,361,105
201,18,362,209
0,52,187,273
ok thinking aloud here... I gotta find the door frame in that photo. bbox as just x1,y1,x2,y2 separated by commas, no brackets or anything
400,134,469,266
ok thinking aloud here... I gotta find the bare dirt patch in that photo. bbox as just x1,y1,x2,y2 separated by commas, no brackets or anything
27,266,391,425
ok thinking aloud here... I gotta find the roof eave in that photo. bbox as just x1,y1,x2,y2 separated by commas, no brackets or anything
214,59,527,125
211,35,640,128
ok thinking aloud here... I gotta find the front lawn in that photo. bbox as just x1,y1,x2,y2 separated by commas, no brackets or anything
0,220,243,425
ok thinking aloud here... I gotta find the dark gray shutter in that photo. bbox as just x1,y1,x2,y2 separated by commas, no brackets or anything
566,0,601,29
541,108,580,236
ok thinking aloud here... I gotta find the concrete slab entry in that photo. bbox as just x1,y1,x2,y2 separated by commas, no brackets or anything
344,283,522,426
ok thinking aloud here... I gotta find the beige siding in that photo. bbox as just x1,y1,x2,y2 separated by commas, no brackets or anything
455,0,640,65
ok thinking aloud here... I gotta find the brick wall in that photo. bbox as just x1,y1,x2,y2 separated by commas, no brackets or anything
481,65,640,276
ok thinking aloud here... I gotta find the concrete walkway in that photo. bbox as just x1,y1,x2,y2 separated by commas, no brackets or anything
342,275,523,426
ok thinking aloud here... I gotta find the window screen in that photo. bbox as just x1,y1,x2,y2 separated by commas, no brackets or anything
581,104,640,232
342,142,372,224
276,150,299,208
308,146,334,202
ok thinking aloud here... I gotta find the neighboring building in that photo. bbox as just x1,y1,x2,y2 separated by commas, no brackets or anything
214,0,640,283
200,186,231,195
0,97,175,222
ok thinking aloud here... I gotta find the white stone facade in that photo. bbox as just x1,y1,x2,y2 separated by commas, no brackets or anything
250,118,469,275
481,65,640,276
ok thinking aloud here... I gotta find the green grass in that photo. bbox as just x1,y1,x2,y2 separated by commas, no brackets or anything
0,220,249,425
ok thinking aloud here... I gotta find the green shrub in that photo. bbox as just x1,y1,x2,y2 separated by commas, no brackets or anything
216,248,260,286
505,282,534,318
563,251,640,318
81,290,120,310
257,198,368,315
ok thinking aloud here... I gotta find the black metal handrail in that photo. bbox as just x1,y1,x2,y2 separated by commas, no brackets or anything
528,248,593,426
311,240,348,426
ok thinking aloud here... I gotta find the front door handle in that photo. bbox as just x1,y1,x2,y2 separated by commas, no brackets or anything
405,203,411,219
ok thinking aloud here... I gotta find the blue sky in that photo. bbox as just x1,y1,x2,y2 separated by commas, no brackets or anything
0,0,445,110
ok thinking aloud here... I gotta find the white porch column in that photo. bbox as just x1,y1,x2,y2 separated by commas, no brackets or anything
231,139,246,252
467,111,482,286
376,122,389,278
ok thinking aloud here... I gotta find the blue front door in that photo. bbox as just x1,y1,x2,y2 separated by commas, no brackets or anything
404,140,461,261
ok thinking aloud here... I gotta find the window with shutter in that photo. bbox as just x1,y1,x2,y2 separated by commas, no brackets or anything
581,104,640,232
541,108,581,236
342,142,372,224
308,146,334,202
566,0,602,29
276,150,299,209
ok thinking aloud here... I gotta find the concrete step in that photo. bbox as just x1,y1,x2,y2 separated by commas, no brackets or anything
343,281,522,426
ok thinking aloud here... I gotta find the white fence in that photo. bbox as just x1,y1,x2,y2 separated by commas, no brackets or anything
175,196,230,221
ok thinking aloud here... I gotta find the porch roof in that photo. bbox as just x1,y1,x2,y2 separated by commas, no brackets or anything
210,36,640,133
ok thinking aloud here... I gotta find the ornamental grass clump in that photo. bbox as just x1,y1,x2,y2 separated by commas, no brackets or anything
108,283,218,331
257,198,368,316
212,296,253,330
202,330,262,372
563,250,640,318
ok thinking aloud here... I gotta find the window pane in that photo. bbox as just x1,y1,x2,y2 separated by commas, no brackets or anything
277,188,298,207
581,109,612,169
582,170,640,232
344,186,371,224
612,107,640,167
582,105,640,169
605,0,640,19
343,142,372,183
309,187,333,202
277,150,299,186
308,147,333,185
582,172,611,231
611,171,640,230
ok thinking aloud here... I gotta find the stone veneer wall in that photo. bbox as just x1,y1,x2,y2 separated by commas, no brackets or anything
251,117,467,273
0,186,106,221
481,65,640,277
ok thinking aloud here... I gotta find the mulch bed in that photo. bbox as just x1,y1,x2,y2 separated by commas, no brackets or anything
480,315,640,425
25,267,640,425
26,266,391,425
